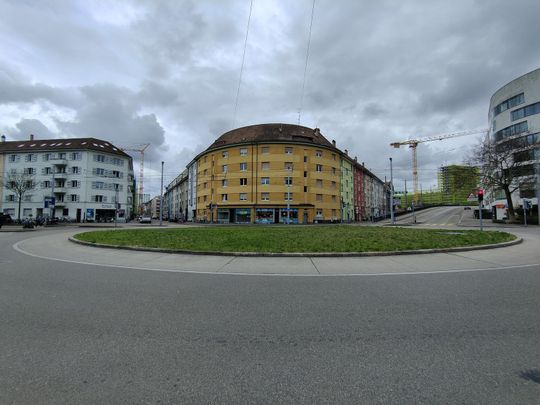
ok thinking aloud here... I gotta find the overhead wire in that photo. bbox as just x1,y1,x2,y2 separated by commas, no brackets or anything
232,0,254,129
298,0,316,125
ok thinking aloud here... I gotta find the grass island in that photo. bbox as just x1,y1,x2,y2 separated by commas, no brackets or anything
73,225,516,254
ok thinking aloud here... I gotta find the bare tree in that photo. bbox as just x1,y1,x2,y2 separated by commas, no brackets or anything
469,137,536,220
1,171,37,221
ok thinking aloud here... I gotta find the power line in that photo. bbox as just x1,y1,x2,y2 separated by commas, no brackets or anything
232,0,254,129
298,0,316,125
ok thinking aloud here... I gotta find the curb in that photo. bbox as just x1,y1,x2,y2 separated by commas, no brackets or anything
68,235,523,258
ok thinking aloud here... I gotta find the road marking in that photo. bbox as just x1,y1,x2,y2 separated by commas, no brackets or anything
12,240,540,278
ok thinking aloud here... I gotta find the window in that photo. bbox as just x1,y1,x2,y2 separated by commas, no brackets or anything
92,181,104,189
222,151,229,158
25,154,36,162
204,156,207,163
70,194,79,202
261,146,269,154
261,162,270,170
239,193,247,201
316,179,323,187
71,180,79,188
316,194,323,202
284,162,293,171
332,209,337,217
511,101,540,121
304,171,307,178
240,148,248,156
316,150,322,157
240,162,248,171
112,170,121,178
285,147,293,154
284,193,293,201
222,165,228,173
332,195,337,202
494,121,528,142
42,181,51,188
222,179,228,187
204,169,208,176
316,209,323,217
24,167,35,175
203,195,207,202
8,155,18,163
332,154,336,161
96,154,105,162
316,164,322,172
261,177,270,185
204,182,207,189
493,92,524,116
70,152,81,160
71,166,80,174
221,194,228,202
240,178,248,186
304,186,308,192
95,168,105,176
261,192,270,201
284,177,293,185
42,154,50,162
332,181,337,188
23,208,32,216
7,195,16,202
94,195,104,202
304,156,308,162
332,167,336,175
44,167,53,174
23,195,33,202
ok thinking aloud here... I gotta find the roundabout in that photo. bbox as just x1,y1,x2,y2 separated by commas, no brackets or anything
11,226,536,276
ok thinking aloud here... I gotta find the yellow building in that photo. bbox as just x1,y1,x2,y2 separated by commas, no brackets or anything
195,124,342,224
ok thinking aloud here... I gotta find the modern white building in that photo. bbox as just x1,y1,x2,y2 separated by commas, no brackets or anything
488,68,540,218
0,135,134,222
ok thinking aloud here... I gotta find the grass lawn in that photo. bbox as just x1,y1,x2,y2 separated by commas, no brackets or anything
73,226,516,253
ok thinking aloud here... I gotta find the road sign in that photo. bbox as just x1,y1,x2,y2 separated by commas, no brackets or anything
467,193,476,202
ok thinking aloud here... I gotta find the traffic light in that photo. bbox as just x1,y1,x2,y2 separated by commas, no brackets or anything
477,189,484,202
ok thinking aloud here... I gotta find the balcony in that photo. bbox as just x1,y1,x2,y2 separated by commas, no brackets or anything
54,172,68,179
51,158,68,166
54,187,67,194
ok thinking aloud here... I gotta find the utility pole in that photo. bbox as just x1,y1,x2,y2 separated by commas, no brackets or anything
160,161,164,226
390,157,395,225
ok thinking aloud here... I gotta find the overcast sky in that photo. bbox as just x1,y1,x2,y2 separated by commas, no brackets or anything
1,0,539,195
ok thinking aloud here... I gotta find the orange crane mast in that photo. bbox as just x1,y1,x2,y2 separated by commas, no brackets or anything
390,128,488,200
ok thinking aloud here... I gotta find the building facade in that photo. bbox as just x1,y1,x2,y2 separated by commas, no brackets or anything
187,161,197,221
488,68,540,215
340,153,354,222
194,124,342,224
0,135,134,222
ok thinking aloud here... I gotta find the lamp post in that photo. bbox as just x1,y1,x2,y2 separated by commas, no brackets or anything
390,157,395,225
159,161,164,226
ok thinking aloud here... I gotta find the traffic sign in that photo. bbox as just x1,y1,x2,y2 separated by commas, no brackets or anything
467,193,476,202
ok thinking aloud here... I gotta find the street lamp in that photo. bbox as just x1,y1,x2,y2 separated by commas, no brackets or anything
390,157,395,225
159,161,164,226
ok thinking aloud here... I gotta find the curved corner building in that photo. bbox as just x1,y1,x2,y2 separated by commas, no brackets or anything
488,68,540,214
194,123,344,224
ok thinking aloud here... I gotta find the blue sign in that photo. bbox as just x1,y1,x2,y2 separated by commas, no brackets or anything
44,197,55,208
86,208,95,220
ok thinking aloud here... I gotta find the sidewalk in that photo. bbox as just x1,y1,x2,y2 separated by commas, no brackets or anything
12,228,540,276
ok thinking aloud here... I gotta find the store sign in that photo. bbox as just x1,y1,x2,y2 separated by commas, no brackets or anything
44,196,55,208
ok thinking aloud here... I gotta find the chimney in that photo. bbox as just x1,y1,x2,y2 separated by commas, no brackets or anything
332,140,336,147
362,162,365,166
314,128,320,135
354,156,357,162
344,149,348,155
1,135,5,143
29,134,34,141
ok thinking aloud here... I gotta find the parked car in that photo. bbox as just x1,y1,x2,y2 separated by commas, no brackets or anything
0,213,14,228
139,215,152,224
463,206,472,210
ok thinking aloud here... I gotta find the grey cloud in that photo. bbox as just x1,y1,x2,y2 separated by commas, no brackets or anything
6,118,55,140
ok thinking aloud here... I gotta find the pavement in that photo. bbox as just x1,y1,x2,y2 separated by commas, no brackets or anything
10,223,540,276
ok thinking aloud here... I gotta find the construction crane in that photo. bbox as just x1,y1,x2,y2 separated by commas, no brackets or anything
119,143,150,212
390,128,488,199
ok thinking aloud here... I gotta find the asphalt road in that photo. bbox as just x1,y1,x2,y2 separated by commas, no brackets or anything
1,225,539,404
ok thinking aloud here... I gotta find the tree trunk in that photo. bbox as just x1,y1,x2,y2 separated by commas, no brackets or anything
503,186,515,220
17,196,22,221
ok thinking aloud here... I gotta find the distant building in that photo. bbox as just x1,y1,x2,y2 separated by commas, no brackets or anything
437,164,480,203
0,134,134,222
